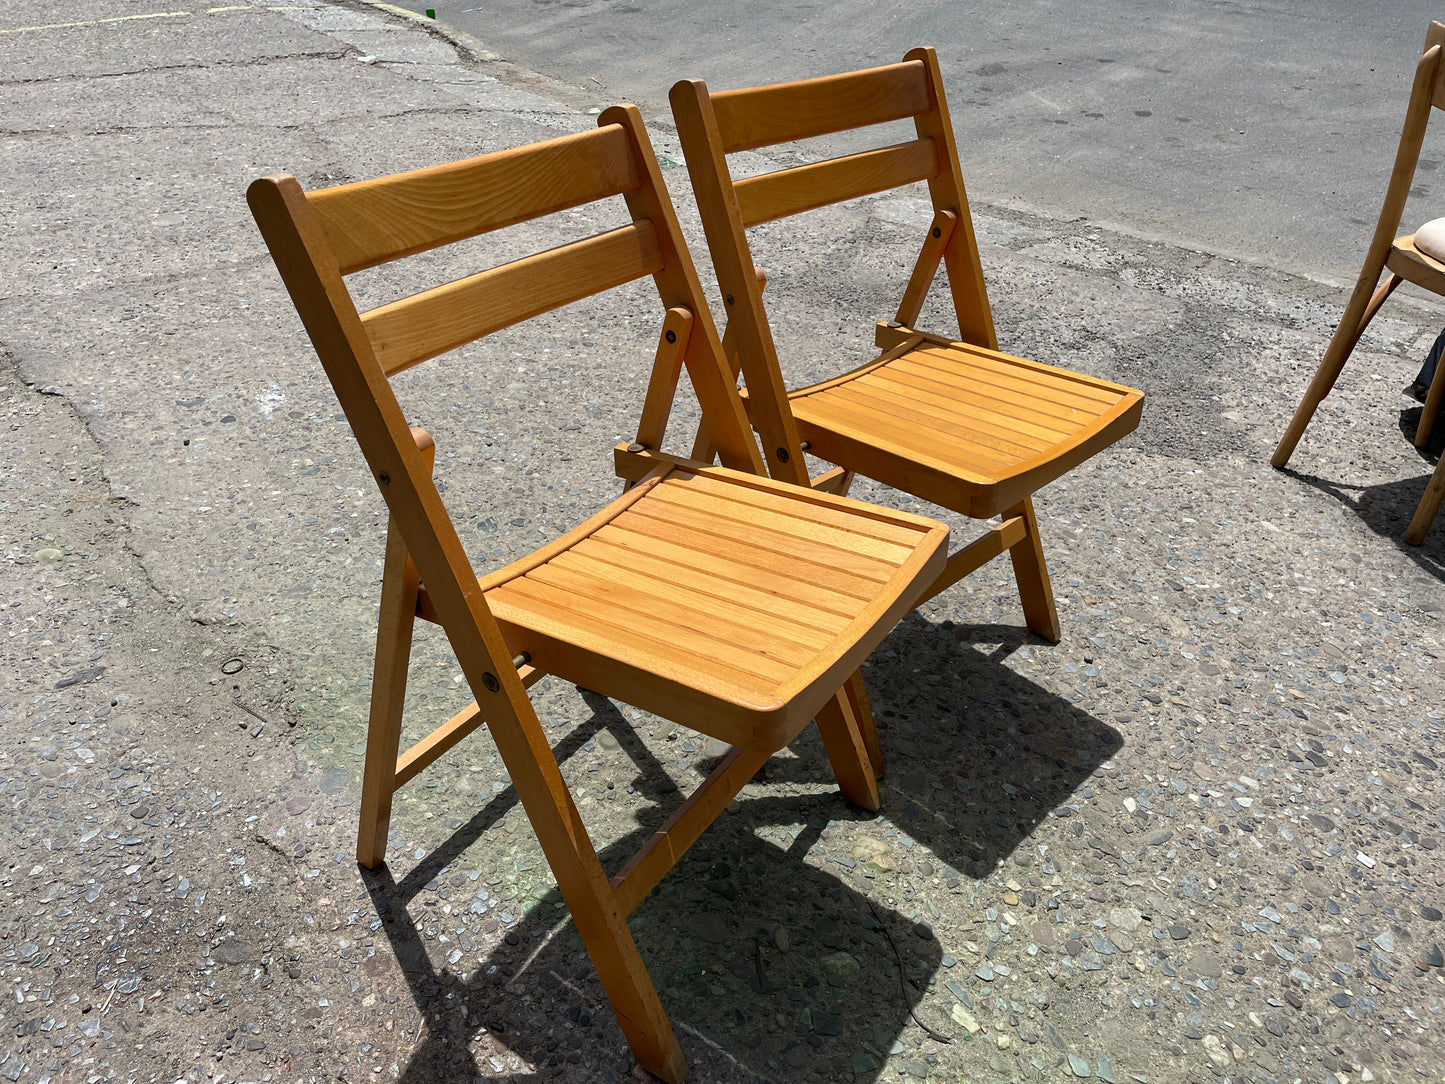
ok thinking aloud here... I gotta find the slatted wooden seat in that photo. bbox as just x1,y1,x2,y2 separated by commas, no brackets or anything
246,105,946,1084
641,48,1144,642
1273,21,1445,545
759,331,1142,520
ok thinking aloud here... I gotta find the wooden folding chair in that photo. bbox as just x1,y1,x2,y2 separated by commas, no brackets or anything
644,48,1144,643
247,106,947,1083
1273,21,1445,545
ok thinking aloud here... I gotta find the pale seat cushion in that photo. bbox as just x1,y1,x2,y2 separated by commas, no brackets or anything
1414,217,1445,262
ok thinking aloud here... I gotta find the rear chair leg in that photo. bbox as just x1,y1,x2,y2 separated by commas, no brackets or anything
356,516,420,869
815,683,881,812
844,671,884,780
1007,496,1061,643
1406,454,1445,545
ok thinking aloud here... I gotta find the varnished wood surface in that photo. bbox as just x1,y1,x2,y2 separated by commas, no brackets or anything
733,139,938,227
746,334,1143,518
483,465,947,747
709,60,930,153
364,222,663,375
310,124,639,274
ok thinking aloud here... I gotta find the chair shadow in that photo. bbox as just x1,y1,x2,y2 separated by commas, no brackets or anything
361,610,1121,1082
1277,406,1445,580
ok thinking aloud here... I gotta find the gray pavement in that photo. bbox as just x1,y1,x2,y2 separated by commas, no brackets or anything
433,0,1443,282
2,2,1445,1083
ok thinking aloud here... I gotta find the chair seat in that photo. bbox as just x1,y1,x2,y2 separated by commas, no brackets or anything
1390,232,1445,294
452,464,946,749
748,332,1143,518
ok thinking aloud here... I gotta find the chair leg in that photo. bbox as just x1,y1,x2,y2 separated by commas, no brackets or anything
485,707,687,1083
844,671,884,780
1006,497,1061,643
1417,333,1445,447
356,517,420,869
1273,272,1400,468
1406,453,1445,545
815,684,881,812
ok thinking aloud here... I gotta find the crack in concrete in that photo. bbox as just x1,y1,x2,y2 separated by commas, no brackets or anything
0,48,354,87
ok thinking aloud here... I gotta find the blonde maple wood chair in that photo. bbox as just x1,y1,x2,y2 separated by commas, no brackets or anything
247,105,947,1083
1273,21,1445,545
646,48,1144,643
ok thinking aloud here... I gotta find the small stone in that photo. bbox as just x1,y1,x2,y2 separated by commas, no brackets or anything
1167,925,1190,941
1373,931,1395,953
686,913,728,944
773,927,790,953
1201,1034,1231,1071
597,732,620,751
1416,944,1444,969
850,1052,879,1075
903,1062,929,1079
1142,828,1173,847
1096,1053,1117,1083
1421,906,1442,921
950,1004,980,1033
819,952,860,986
211,939,251,965
975,965,995,981
319,768,349,795
1068,1053,1093,1077
1330,992,1352,1008
1109,907,1143,933
1032,921,1055,947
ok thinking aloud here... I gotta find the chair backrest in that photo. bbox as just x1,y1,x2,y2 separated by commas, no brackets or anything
671,47,995,486
247,105,765,710
1362,22,1445,267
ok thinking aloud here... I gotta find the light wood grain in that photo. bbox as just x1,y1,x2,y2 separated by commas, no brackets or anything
710,60,930,153
363,223,662,376
734,139,937,227
311,124,638,274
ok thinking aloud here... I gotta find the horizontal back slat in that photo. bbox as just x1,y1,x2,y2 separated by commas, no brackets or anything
311,124,640,275
734,139,938,227
362,222,664,376
710,61,930,154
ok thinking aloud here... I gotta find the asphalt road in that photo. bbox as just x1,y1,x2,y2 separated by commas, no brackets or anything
433,0,1445,282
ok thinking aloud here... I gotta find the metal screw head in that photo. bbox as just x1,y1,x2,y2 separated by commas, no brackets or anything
932,226,942,238
377,471,390,484
665,330,677,344
481,672,500,693
725,294,735,306
775,447,790,464
626,442,646,454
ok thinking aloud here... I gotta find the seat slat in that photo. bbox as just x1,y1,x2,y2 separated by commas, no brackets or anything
362,223,663,376
610,510,890,594
795,397,998,483
734,140,938,228
796,391,1016,473
571,538,853,634
310,124,639,274
861,362,1086,436
665,469,928,546
710,61,931,153
849,371,1066,446
826,381,1053,459
591,524,873,614
913,344,1126,407
544,551,833,652
649,480,918,564
492,576,797,683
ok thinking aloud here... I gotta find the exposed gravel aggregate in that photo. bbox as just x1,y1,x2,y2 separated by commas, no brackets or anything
2,2,1444,1082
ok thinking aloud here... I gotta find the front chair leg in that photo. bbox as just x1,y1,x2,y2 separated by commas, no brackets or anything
1006,496,1061,643
844,671,884,780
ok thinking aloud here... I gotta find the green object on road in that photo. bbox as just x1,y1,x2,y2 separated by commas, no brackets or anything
425,8,435,16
